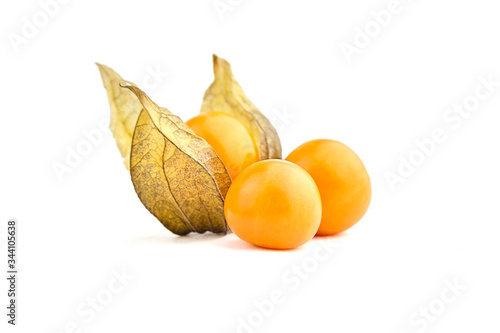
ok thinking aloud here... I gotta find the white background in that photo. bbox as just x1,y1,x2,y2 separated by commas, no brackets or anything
1,0,500,332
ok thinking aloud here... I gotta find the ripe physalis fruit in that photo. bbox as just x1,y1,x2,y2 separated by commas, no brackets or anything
224,159,322,249
286,139,371,235
97,64,231,235
187,111,259,180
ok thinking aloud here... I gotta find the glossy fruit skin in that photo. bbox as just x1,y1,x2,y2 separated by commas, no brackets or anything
286,139,371,235
186,111,259,180
224,159,322,250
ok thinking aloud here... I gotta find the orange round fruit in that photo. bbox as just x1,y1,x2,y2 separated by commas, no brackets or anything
186,111,258,180
286,139,371,235
224,159,322,249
